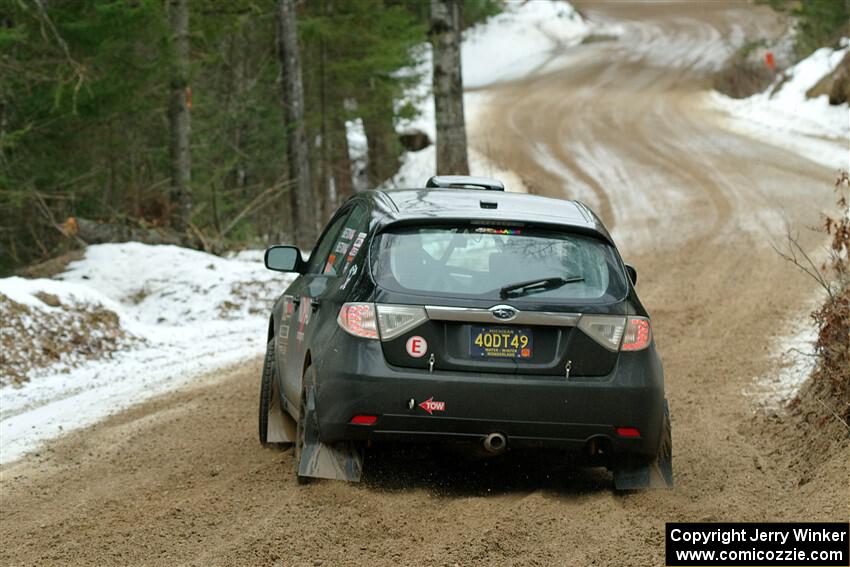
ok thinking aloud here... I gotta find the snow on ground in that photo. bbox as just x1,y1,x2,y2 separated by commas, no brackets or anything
1,277,139,385
0,243,294,464
745,301,819,412
385,92,530,193
706,40,850,170
461,1,591,89
345,117,369,192
399,2,595,141
372,2,599,192
707,43,848,408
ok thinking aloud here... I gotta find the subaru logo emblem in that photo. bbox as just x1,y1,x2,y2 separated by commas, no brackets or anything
490,305,517,321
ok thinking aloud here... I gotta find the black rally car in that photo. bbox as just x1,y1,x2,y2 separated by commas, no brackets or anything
258,176,672,489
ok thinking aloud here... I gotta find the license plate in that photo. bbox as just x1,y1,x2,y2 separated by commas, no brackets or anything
470,326,533,359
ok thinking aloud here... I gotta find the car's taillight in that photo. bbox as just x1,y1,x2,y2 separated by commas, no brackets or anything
577,315,626,351
577,315,652,352
376,304,428,340
337,303,378,339
621,317,651,351
350,415,378,425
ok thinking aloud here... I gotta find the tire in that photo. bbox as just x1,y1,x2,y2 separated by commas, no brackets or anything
258,338,276,445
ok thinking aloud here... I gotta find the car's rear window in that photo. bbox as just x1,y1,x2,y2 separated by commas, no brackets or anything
371,225,627,302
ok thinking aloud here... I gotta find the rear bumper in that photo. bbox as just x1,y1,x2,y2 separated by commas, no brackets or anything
314,336,665,457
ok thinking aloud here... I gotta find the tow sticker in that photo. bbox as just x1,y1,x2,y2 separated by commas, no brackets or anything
406,336,428,358
418,397,445,415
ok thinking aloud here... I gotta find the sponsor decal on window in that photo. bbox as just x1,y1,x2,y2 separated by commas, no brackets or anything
346,232,367,263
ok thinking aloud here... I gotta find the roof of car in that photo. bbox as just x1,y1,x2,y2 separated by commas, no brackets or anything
364,188,615,244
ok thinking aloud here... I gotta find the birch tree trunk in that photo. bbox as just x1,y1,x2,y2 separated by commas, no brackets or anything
277,0,317,248
429,0,468,176
168,0,192,232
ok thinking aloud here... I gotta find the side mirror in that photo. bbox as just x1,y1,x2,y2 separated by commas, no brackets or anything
625,264,638,286
265,245,306,274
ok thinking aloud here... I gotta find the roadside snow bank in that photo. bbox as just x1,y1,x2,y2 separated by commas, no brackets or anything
1,243,292,464
1,279,137,385
745,307,819,412
461,1,590,89
707,41,850,170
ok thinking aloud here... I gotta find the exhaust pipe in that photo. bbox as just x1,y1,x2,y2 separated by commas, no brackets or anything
482,432,507,454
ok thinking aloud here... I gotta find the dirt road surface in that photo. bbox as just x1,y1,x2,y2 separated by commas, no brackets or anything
2,2,848,566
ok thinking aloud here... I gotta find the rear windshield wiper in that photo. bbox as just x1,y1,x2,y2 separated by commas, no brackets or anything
499,276,585,298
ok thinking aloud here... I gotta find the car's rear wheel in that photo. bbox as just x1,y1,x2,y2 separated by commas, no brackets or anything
258,339,276,445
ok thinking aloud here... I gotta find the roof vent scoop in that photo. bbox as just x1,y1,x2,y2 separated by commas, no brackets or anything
426,175,504,191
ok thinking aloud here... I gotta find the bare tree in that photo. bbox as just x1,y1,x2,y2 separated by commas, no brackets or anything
277,0,316,248
168,0,192,233
429,0,468,175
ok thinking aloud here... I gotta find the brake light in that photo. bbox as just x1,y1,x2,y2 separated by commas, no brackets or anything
376,304,428,340
621,317,651,351
350,415,378,425
337,303,378,339
616,427,641,438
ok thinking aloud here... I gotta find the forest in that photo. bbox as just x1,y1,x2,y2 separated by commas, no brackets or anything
0,0,498,275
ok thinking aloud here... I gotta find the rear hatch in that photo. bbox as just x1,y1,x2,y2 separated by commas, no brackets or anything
370,222,630,378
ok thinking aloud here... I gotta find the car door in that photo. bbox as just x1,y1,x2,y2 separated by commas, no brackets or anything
279,206,362,406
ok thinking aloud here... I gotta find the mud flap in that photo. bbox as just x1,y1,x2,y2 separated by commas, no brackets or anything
297,387,363,482
613,457,673,490
266,378,296,444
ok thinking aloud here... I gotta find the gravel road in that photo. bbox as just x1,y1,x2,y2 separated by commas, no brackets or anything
2,2,848,566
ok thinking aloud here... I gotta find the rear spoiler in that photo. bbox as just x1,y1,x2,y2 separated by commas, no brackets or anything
374,216,618,247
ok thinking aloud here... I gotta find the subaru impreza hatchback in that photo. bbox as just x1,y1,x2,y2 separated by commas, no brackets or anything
258,176,672,489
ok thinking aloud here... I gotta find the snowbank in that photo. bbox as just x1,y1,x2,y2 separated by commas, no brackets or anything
461,1,590,89
1,278,137,385
746,301,819,412
707,41,850,170
1,243,294,464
